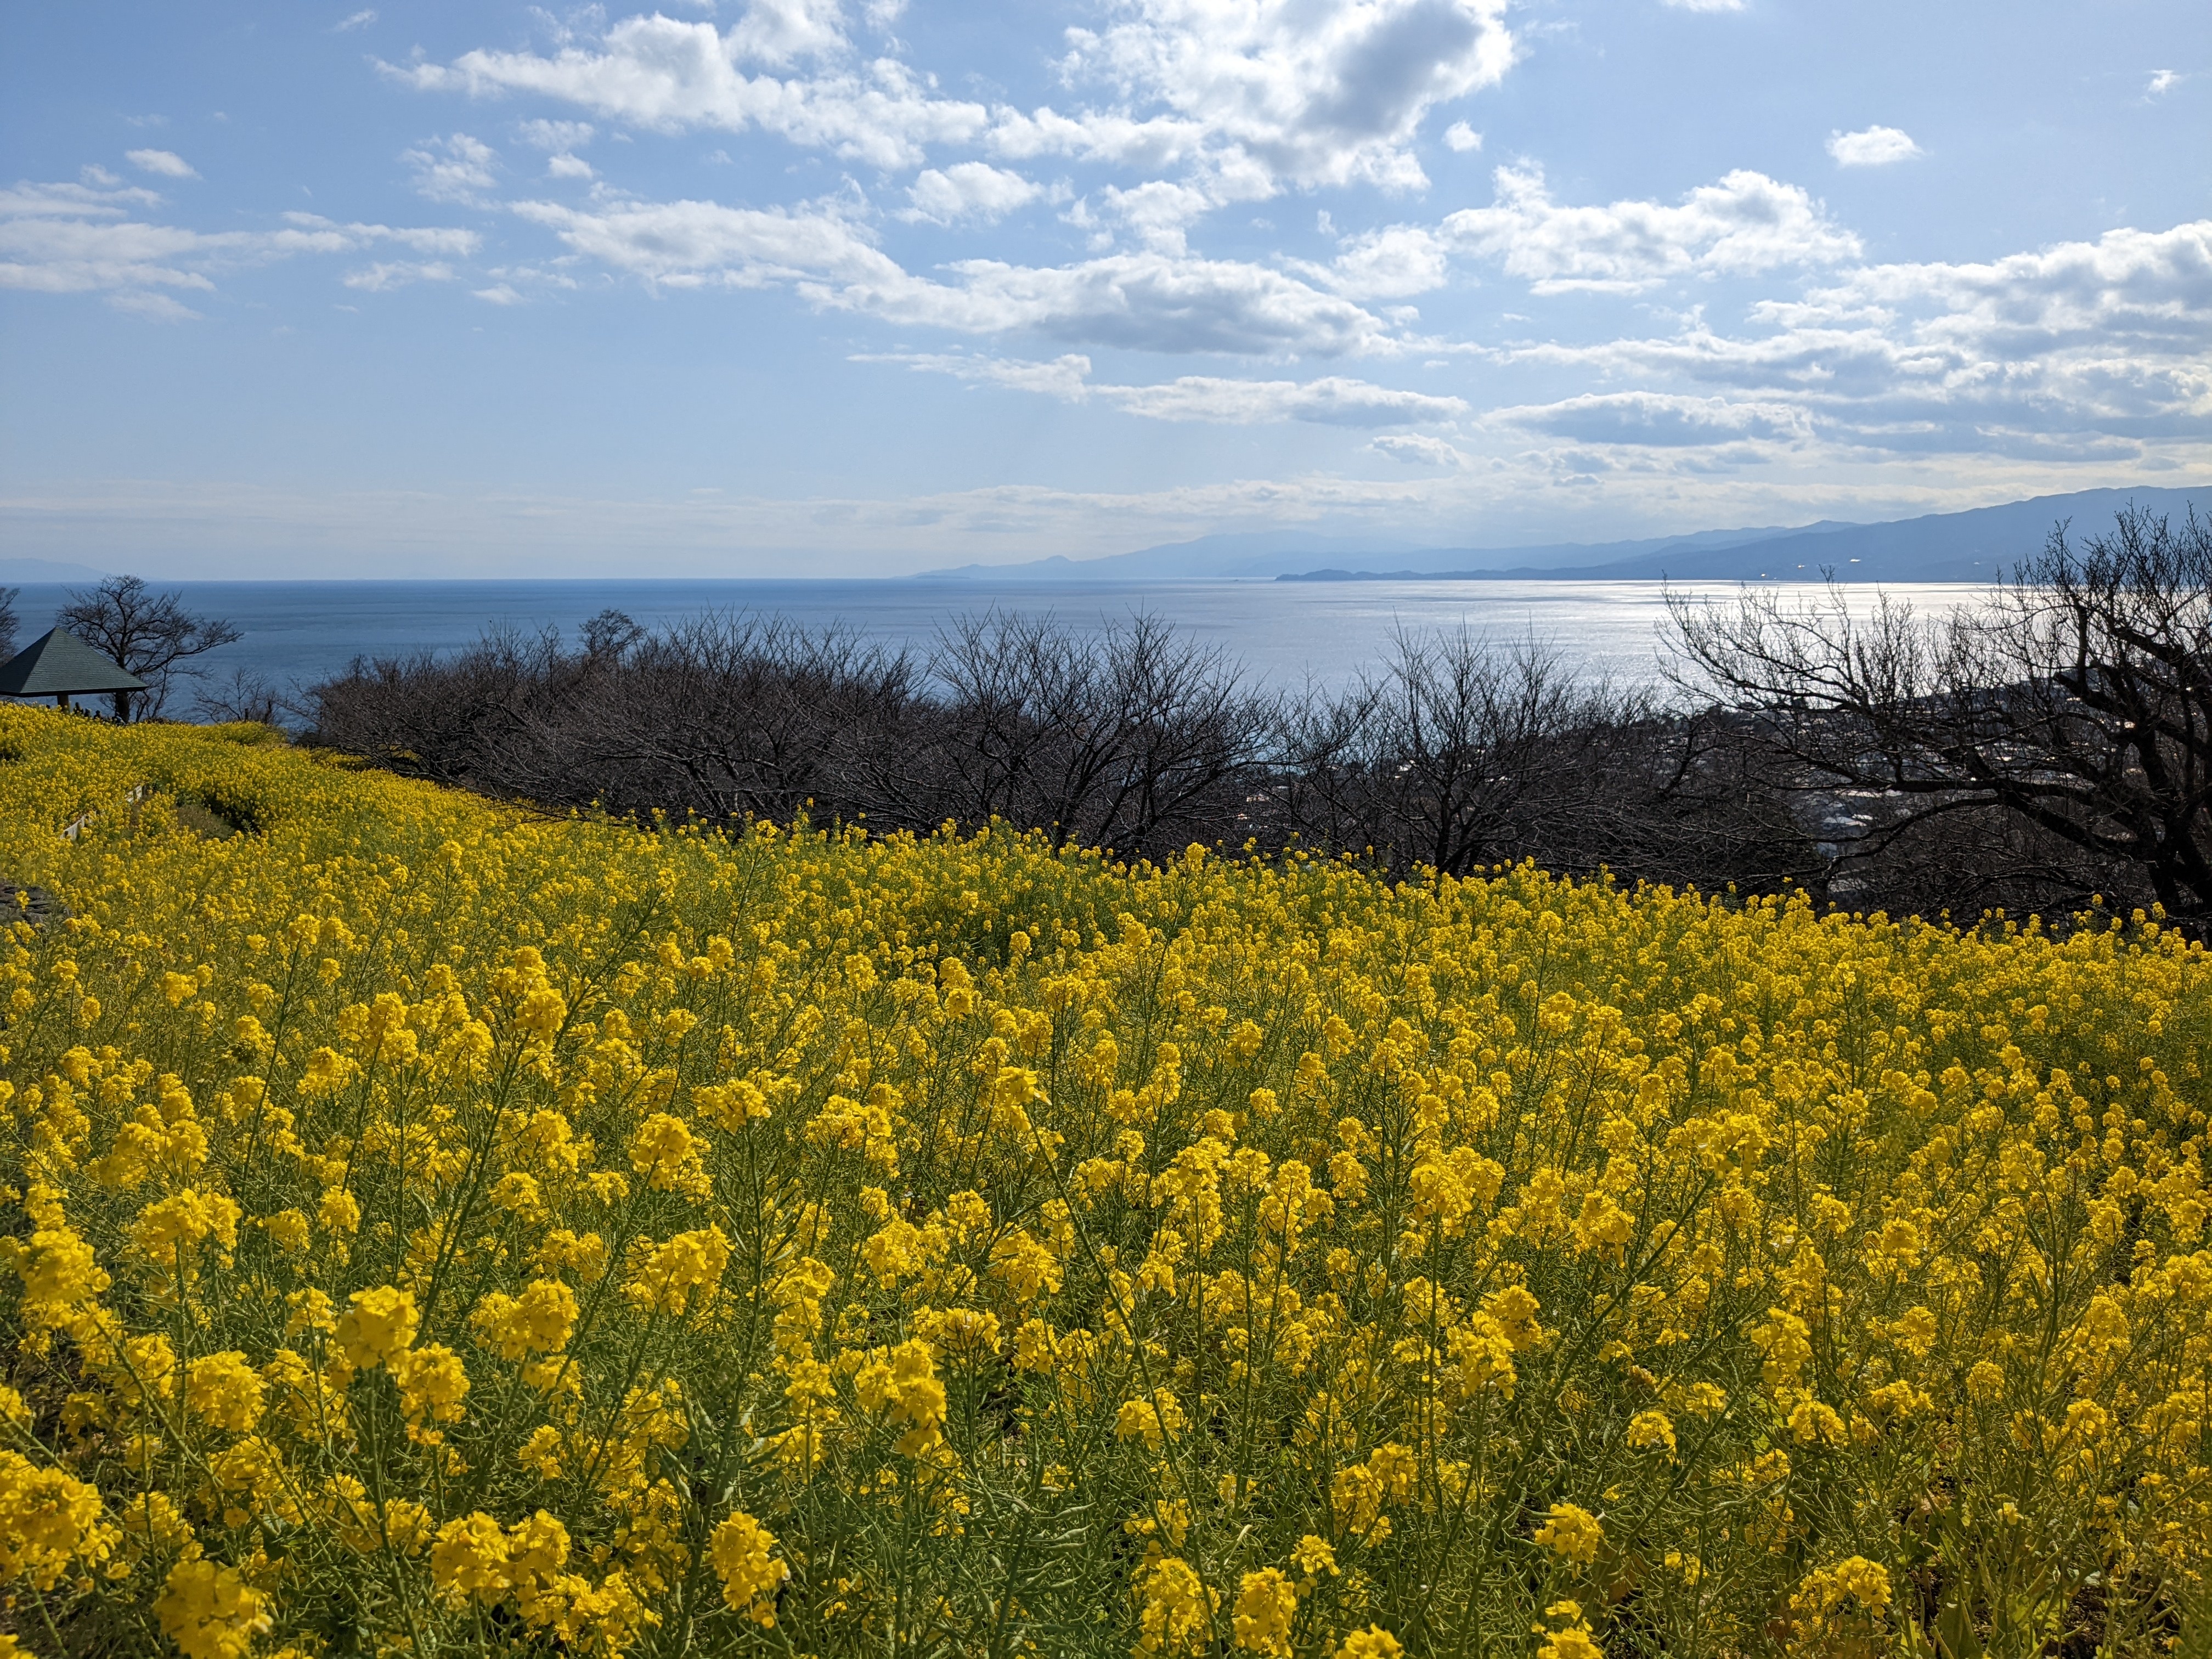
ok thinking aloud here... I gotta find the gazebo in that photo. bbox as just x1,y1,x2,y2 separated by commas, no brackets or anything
0,628,148,712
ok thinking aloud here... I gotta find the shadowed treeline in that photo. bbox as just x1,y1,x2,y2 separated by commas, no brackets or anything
303,607,1808,898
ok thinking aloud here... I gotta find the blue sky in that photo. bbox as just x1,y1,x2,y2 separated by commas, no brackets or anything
2,0,2207,575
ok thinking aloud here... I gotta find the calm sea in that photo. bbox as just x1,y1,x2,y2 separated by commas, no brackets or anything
3,578,1993,710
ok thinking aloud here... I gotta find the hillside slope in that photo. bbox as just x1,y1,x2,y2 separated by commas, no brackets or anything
3,708,2208,1657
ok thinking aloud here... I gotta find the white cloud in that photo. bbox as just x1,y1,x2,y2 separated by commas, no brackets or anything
403,133,499,204
0,177,477,309
857,351,1096,400
1030,0,1515,196
281,212,479,256
1302,223,1452,298
511,191,898,289
515,191,1399,354
517,120,598,179
901,162,1041,225
474,283,524,304
728,0,851,66
393,14,991,171
407,0,1517,213
862,349,1464,424
1443,120,1482,152
1098,375,1466,425
1370,432,1464,466
516,119,595,150
1496,391,1813,447
334,9,377,31
1086,179,1226,252
1509,219,2212,458
126,149,199,179
1826,126,1922,167
107,290,201,321
342,260,459,291
2146,69,2182,97
1443,163,1860,292
5,179,161,216
868,249,1400,354
1799,222,2212,423
0,210,210,296
1660,0,1746,12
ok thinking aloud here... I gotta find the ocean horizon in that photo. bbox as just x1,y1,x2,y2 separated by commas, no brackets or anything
3,575,1994,710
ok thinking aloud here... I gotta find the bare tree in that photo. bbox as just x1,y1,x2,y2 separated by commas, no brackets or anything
571,613,922,822
1274,627,1816,890
579,608,645,664
1279,629,1588,877
307,612,924,824
307,607,1269,855
311,624,620,795
912,611,1272,858
196,668,285,726
58,575,242,719
1668,503,2212,926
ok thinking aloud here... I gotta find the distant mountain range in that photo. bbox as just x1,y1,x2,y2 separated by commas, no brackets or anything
922,486,2210,584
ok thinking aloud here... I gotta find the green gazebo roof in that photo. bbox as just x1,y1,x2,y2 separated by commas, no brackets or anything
0,629,149,697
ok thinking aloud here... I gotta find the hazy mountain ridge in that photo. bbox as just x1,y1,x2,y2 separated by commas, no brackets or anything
923,487,2210,584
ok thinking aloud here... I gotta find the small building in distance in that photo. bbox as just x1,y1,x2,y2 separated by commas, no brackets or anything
0,628,148,712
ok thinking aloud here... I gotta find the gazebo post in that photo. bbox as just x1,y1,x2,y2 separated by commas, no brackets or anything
57,692,70,710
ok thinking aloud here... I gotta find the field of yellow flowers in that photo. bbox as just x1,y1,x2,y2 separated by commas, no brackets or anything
1,706,2209,1659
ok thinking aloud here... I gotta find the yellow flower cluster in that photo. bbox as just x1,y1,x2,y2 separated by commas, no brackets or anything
155,1558,272,1659
708,1508,789,1624
2,707,2210,1656
0,1448,115,1589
